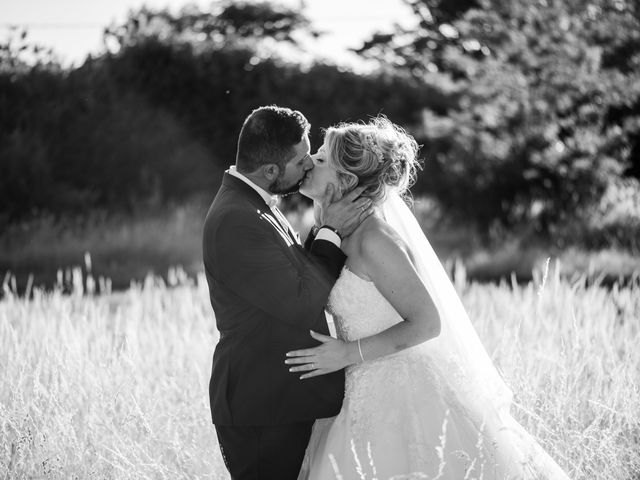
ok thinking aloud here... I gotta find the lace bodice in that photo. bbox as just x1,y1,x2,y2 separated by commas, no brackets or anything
327,267,403,342
325,268,434,445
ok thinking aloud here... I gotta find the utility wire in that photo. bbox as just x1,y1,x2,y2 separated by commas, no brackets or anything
0,23,109,29
0,15,404,30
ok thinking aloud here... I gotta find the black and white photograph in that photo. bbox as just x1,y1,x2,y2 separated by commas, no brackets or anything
1,0,639,478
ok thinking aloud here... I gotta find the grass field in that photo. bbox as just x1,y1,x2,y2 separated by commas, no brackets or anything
1,262,638,479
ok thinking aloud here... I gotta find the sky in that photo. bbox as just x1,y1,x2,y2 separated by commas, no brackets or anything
0,0,416,69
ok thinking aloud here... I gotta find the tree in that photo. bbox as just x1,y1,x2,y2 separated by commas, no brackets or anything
0,27,59,73
357,0,640,240
0,1,437,221
103,0,320,57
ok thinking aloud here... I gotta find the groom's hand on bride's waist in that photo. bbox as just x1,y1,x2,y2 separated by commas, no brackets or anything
318,184,373,239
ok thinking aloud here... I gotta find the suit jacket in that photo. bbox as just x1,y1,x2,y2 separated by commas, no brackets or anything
203,173,346,426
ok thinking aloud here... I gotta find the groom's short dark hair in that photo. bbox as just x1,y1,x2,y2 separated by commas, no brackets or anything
236,106,310,173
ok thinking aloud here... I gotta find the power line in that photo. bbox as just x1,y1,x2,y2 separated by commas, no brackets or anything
0,15,405,30
0,23,105,29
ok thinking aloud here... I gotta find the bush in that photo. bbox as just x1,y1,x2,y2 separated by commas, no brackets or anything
361,0,640,237
0,35,438,221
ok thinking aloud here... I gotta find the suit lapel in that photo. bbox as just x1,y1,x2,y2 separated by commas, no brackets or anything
222,173,299,247
259,210,297,247
271,206,301,246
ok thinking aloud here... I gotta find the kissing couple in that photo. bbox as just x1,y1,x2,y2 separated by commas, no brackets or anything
202,106,570,479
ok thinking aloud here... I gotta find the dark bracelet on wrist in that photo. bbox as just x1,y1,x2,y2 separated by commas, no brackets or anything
319,225,343,241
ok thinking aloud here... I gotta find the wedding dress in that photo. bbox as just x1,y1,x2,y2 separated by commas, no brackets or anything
298,191,570,480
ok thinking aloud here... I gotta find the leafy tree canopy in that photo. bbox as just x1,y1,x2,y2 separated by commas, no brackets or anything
358,0,640,239
103,0,320,57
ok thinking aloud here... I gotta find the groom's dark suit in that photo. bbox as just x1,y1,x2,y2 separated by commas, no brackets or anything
203,172,346,479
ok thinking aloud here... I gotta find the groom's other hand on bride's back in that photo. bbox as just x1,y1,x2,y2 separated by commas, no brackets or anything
317,184,374,239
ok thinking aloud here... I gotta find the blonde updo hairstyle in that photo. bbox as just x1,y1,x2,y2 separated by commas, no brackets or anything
324,117,420,204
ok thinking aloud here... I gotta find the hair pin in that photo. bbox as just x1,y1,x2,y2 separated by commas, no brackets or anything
363,133,384,163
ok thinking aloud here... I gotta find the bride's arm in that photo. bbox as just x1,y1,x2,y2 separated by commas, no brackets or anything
285,224,441,379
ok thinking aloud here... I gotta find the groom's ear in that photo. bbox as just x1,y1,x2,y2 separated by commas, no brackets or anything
262,164,280,181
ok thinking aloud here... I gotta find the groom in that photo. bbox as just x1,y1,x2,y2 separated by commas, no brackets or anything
203,105,370,479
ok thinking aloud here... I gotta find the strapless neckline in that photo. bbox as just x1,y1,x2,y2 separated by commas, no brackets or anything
327,265,404,342
341,266,373,285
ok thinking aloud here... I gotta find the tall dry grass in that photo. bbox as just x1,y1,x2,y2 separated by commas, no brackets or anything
0,269,225,479
1,263,639,479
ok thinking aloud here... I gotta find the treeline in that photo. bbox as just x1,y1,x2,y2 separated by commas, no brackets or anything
0,34,438,220
1,0,640,249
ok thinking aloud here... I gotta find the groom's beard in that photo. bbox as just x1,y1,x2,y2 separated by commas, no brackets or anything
269,174,303,196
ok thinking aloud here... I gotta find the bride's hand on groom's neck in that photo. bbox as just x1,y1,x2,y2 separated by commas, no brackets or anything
318,184,374,239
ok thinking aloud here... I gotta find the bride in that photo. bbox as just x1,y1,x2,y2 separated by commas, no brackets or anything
285,117,570,479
